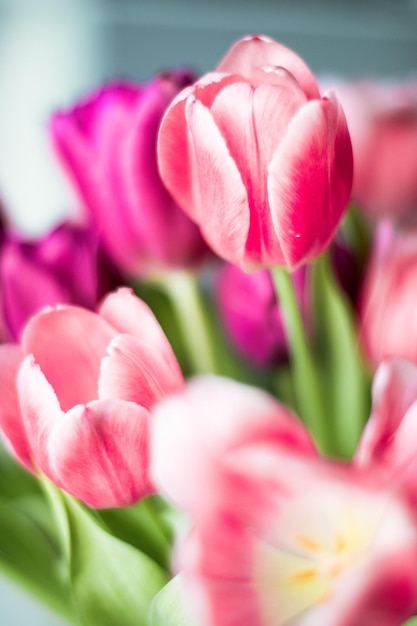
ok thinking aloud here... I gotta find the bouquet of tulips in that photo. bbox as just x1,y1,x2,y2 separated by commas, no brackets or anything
1,33,417,626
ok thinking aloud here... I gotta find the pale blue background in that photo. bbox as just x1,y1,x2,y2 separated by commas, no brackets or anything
0,0,416,624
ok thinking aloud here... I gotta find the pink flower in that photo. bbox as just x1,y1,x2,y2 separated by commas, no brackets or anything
151,376,417,625
359,221,417,366
335,79,417,220
158,35,353,269
0,220,120,341
214,264,308,366
0,288,183,508
50,73,209,276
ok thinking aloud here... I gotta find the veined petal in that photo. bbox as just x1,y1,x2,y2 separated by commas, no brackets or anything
47,399,153,508
217,34,320,101
268,94,352,267
17,355,64,480
22,306,116,411
0,344,32,470
98,334,183,409
186,98,249,266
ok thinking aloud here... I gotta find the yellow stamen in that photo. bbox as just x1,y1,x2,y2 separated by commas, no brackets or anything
296,535,321,551
290,567,317,582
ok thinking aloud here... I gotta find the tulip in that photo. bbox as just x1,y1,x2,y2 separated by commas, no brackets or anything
151,376,417,626
0,288,183,508
50,73,209,277
335,79,417,220
0,220,120,341
214,263,308,366
158,34,353,270
359,221,417,366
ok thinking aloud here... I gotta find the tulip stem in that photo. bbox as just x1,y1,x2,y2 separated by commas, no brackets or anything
159,270,218,375
271,266,329,453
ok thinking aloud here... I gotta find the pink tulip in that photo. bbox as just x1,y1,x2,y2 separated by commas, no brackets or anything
0,288,183,508
50,73,209,276
214,264,308,366
356,358,417,508
335,79,417,219
151,376,417,626
359,221,417,366
158,34,353,269
0,220,120,341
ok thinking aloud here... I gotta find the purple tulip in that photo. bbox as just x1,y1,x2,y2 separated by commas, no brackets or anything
50,72,209,277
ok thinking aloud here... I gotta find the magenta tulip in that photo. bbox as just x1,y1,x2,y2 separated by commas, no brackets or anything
158,35,353,269
214,263,308,366
0,220,120,341
359,221,417,366
0,288,183,508
50,73,209,276
152,376,417,626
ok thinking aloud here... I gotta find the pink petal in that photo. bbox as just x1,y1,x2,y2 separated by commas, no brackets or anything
217,34,320,101
22,306,116,411
98,287,178,364
151,376,316,518
268,92,352,267
47,399,153,508
0,344,33,471
356,358,417,466
17,355,64,480
98,334,183,409
185,98,250,265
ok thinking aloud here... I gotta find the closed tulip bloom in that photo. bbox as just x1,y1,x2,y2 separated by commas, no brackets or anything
152,377,417,626
214,263,308,366
335,79,417,219
0,288,183,508
360,221,417,366
50,73,208,276
0,220,120,341
158,34,353,270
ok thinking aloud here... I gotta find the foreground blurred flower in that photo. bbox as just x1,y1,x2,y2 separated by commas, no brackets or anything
0,220,120,341
158,34,353,269
360,221,417,366
152,376,417,626
0,288,183,507
50,72,209,277
214,264,308,367
336,79,417,220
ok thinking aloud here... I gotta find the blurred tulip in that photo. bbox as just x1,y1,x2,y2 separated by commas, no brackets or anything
158,34,353,270
0,220,120,341
50,72,209,277
359,221,417,366
335,79,417,220
214,264,308,367
152,376,417,626
0,288,183,508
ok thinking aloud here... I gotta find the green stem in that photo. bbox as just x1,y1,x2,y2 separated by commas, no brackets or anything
158,270,218,375
271,266,329,453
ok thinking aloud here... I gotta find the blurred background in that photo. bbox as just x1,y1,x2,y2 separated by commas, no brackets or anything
0,0,416,623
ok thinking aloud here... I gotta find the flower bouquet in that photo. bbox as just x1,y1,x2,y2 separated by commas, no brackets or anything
1,33,417,626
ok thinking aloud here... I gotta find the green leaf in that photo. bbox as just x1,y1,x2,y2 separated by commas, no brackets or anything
149,574,198,626
0,443,41,499
403,619,417,625
42,478,169,626
0,496,75,622
311,254,372,459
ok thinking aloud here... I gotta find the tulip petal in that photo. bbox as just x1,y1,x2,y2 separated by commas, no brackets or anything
185,98,250,265
151,376,316,517
22,306,116,411
217,34,320,101
98,287,178,364
47,399,153,508
268,93,352,267
17,355,64,479
98,334,183,409
0,344,32,470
